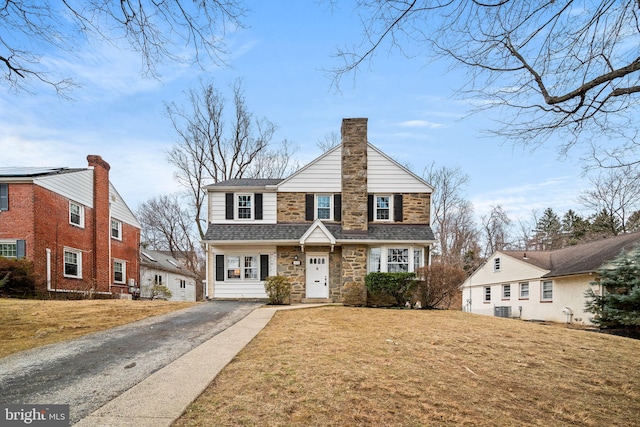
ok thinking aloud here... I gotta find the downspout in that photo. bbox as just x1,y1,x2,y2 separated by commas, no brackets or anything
46,248,52,291
204,243,209,299
108,200,112,294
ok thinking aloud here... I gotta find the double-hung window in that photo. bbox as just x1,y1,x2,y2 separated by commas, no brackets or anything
226,255,259,280
111,219,122,240
69,201,84,227
519,282,529,299
375,195,391,221
179,280,186,289
316,195,332,220
542,281,553,301
502,284,511,299
0,183,8,211
237,195,253,219
484,286,491,302
113,260,126,284
368,246,424,273
0,242,17,258
64,248,82,278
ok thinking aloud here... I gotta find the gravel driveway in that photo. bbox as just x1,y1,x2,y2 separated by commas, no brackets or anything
0,300,261,424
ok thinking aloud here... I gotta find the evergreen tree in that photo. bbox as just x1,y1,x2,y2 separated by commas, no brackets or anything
585,247,640,333
561,210,589,245
534,208,562,250
590,209,621,237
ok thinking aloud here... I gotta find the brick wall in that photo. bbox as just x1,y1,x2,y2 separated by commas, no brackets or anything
88,155,111,292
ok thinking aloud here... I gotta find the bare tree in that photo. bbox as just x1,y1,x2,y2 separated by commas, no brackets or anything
330,1,640,165
579,166,640,234
1,1,245,94
481,205,512,257
166,79,298,238
317,131,341,152
423,163,478,268
415,263,467,309
137,193,203,279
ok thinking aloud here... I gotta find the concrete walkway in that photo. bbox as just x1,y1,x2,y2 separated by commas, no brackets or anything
74,304,335,427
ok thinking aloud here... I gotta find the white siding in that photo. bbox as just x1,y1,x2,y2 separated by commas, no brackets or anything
35,169,94,207
208,192,277,224
367,146,432,193
208,245,277,299
109,184,141,228
140,267,197,302
277,147,342,192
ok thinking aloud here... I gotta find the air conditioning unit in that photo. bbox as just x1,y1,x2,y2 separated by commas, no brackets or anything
494,306,512,318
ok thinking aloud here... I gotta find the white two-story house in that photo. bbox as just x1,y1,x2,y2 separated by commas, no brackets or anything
202,118,436,303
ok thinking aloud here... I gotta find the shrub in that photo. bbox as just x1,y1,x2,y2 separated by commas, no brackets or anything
365,272,416,308
342,282,366,306
151,284,173,300
0,257,37,297
264,276,291,305
414,264,467,309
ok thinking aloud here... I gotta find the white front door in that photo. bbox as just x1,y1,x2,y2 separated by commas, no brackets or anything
306,254,329,298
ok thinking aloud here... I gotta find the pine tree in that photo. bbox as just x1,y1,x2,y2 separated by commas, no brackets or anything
585,247,640,333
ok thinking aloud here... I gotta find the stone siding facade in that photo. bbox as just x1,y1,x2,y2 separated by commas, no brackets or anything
402,193,431,224
341,244,368,305
341,118,368,232
277,192,307,223
277,245,342,303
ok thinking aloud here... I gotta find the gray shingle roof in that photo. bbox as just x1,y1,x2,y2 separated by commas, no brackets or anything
0,167,85,177
503,232,640,277
205,178,283,188
140,249,198,278
203,223,435,243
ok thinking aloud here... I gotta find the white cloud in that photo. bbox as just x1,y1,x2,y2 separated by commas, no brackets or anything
397,120,443,129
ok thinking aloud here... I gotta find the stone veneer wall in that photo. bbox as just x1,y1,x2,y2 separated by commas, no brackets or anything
402,193,431,224
277,193,307,223
341,118,368,232
341,244,368,305
277,246,342,303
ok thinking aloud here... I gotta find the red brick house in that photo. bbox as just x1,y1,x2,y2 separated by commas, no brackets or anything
0,155,141,297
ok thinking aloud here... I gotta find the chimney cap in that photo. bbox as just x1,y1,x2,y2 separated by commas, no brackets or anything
87,155,111,171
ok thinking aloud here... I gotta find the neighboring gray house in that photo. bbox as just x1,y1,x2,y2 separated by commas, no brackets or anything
140,249,197,302
461,232,640,324
202,118,436,303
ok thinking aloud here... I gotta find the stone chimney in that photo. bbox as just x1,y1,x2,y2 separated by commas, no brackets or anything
87,155,111,292
341,118,368,233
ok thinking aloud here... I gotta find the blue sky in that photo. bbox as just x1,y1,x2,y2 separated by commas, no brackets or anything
0,1,589,223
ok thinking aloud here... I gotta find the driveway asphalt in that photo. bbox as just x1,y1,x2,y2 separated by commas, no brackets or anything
0,300,262,425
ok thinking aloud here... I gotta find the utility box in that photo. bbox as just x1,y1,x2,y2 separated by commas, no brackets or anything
494,306,512,318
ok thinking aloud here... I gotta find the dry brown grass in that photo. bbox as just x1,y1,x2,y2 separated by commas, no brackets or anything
175,307,640,427
0,298,196,358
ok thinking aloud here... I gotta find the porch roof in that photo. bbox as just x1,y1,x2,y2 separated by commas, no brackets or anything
202,223,436,245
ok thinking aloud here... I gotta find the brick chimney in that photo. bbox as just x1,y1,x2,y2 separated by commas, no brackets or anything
87,155,111,292
341,118,368,233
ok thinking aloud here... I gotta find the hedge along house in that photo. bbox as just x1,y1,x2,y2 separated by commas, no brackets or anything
202,118,436,303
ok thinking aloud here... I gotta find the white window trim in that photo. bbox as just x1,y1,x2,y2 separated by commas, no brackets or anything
69,201,85,228
113,259,126,284
519,282,529,299
374,194,393,222
63,247,83,279
502,284,511,299
315,194,333,221
226,254,260,281
368,246,425,273
0,240,17,258
236,194,254,220
111,218,123,240
541,280,553,301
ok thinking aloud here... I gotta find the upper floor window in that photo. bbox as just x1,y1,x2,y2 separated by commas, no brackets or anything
375,195,391,221
111,219,122,240
113,259,126,284
0,183,8,211
179,279,186,289
316,195,332,220
493,257,501,272
237,194,253,220
542,280,553,301
64,248,82,278
69,201,85,227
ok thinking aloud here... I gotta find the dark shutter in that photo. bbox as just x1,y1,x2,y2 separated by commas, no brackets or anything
334,195,341,222
0,184,7,211
305,194,314,221
215,255,225,281
16,240,26,259
255,193,263,220
367,194,374,222
225,193,234,220
394,194,403,222
260,254,269,280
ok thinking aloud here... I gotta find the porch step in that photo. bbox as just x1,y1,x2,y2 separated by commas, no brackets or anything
301,298,333,304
